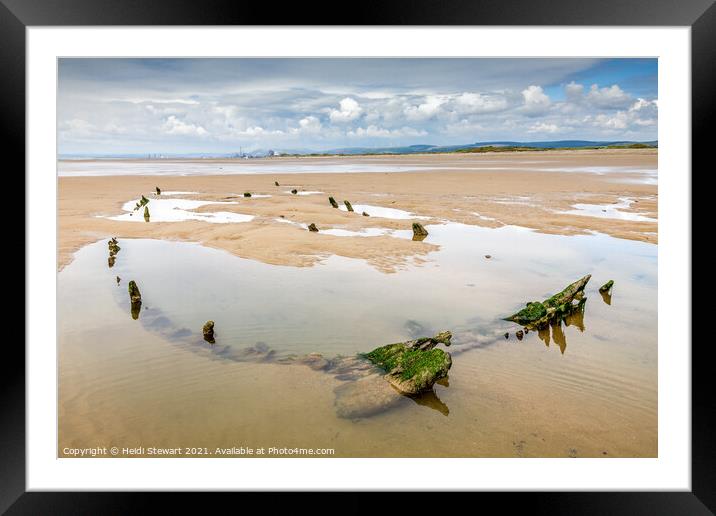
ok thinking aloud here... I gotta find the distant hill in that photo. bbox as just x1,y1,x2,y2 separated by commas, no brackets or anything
322,140,657,156
59,140,657,160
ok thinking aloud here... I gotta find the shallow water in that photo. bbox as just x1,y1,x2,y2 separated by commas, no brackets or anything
58,161,453,176
286,190,324,196
158,191,198,195
539,166,658,185
559,197,657,222
57,160,657,185
58,224,657,457
338,204,429,220
108,196,254,223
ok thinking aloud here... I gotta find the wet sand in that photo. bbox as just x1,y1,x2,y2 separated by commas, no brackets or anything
58,149,657,272
59,236,657,458
59,325,657,458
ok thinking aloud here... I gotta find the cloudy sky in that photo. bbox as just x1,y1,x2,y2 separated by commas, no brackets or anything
58,58,657,154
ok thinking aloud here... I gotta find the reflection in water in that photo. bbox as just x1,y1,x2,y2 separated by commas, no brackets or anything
67,228,656,427
538,326,551,346
130,300,142,320
534,310,588,354
59,221,657,455
552,321,567,354
600,290,612,305
410,388,450,416
116,286,454,418
565,306,586,332
405,319,433,339
525,298,589,355
100,231,605,420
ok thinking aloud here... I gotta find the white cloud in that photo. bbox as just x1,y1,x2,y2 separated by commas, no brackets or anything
443,119,486,134
404,96,447,121
145,104,185,116
162,115,208,136
564,81,584,102
61,118,95,134
299,116,322,131
629,97,658,113
453,92,509,114
528,122,560,133
521,85,551,113
586,98,658,131
585,84,632,109
346,125,427,138
329,97,363,122
239,126,285,136
114,97,200,105
58,59,657,152
289,116,322,134
592,112,628,130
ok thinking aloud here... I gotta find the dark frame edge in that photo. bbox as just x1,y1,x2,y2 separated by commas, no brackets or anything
0,0,26,514
691,1,716,512
5,0,712,512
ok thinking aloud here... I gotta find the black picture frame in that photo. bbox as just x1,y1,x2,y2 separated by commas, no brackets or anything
3,0,709,512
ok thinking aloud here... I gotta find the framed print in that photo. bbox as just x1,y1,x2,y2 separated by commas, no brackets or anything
4,0,711,511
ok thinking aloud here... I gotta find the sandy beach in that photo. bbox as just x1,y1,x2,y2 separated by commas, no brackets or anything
59,149,657,272
57,148,659,458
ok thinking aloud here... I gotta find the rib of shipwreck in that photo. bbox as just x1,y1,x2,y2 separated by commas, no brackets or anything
504,274,591,330
362,331,453,395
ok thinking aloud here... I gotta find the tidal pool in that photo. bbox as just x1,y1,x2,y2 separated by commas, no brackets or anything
338,204,429,220
58,224,657,457
558,197,657,222
58,161,454,176
108,196,254,223
285,190,324,196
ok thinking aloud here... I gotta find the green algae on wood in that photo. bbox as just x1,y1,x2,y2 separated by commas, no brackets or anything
143,206,150,222
328,196,339,208
362,331,453,394
344,200,354,212
504,275,591,330
108,237,121,258
107,237,121,268
291,189,298,194
128,280,142,303
155,186,161,195
599,280,614,293
130,301,142,320
202,320,215,344
134,195,150,211
244,192,252,197
308,223,319,232
412,222,429,241
128,280,142,320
